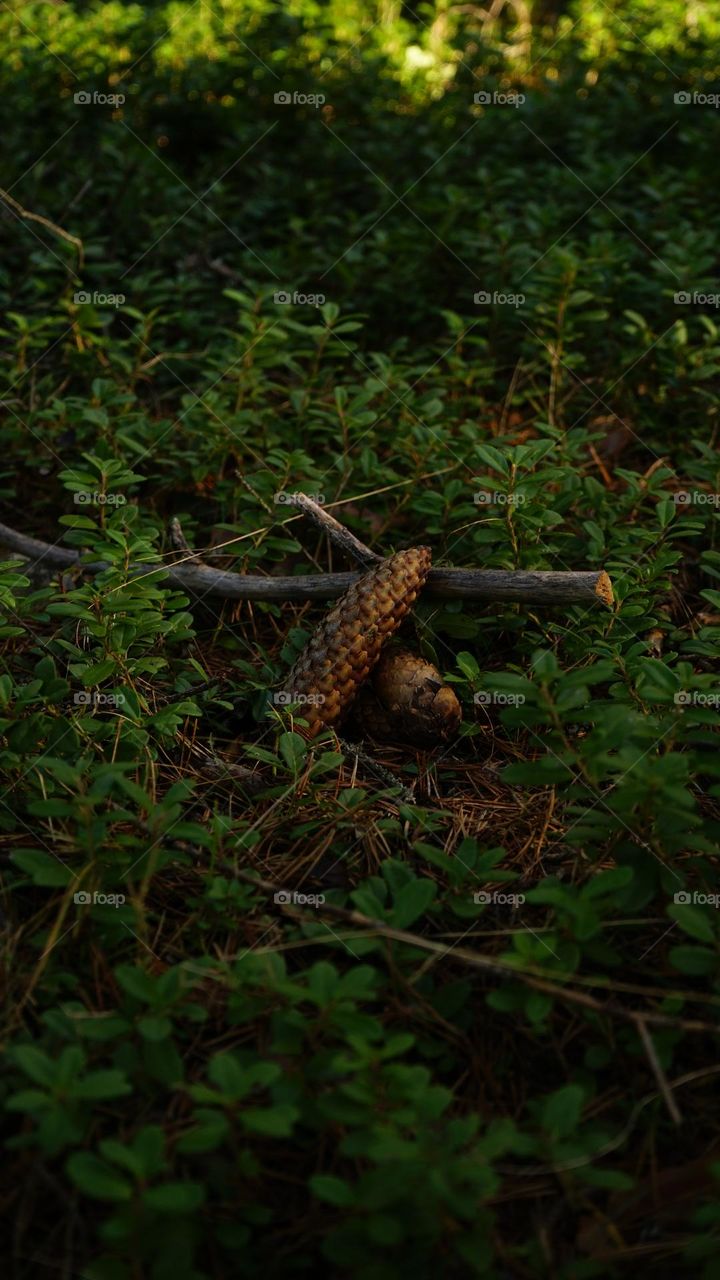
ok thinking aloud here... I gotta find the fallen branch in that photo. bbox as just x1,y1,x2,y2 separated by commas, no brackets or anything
0,520,614,607
234,867,719,1033
291,492,379,568
0,187,84,269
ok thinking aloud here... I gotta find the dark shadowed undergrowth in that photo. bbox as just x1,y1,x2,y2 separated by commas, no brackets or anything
1,2,720,1276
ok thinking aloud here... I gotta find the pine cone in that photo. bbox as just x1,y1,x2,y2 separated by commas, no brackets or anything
354,645,462,746
281,547,432,737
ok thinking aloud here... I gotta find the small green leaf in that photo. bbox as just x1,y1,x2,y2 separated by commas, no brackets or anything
669,903,716,943
391,878,437,928
279,731,307,771
541,1084,584,1138
669,945,717,975
310,1174,354,1207
241,1104,299,1136
11,849,72,887
143,1181,205,1212
66,1153,133,1202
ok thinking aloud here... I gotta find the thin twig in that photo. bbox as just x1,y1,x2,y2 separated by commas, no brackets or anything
232,868,720,1033
636,1017,683,1125
292,493,379,567
169,516,201,558
0,187,84,268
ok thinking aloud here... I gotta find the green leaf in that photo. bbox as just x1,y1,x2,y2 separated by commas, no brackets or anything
72,1070,131,1100
241,1104,299,1136
669,945,717,975
143,1181,205,1212
584,867,634,898
10,849,72,887
669,903,716,943
541,1084,585,1138
176,1112,229,1153
12,1045,57,1087
81,659,120,683
137,1015,173,1042
656,497,675,528
114,964,156,1003
279,731,307,771
531,650,559,680
310,1174,355,1207
208,1052,247,1097
66,1153,133,1202
473,443,508,474
5,1089,52,1112
456,651,480,680
391,878,437,928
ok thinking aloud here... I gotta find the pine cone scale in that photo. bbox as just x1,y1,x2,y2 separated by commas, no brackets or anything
281,547,432,737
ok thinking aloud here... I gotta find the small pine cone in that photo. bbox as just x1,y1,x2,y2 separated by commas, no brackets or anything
281,547,432,737
354,646,462,746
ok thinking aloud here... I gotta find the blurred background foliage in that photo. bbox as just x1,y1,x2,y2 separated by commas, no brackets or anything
2,3,720,1278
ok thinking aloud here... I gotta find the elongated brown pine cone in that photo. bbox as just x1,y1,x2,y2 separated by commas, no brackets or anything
281,547,432,737
354,646,462,746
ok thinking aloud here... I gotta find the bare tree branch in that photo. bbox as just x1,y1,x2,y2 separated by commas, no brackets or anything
0,520,613,607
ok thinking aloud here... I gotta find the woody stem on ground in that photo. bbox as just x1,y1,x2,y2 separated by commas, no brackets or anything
290,492,379,567
231,867,720,1035
0,520,615,607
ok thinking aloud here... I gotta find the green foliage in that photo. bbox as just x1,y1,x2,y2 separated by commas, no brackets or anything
2,1,720,1276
